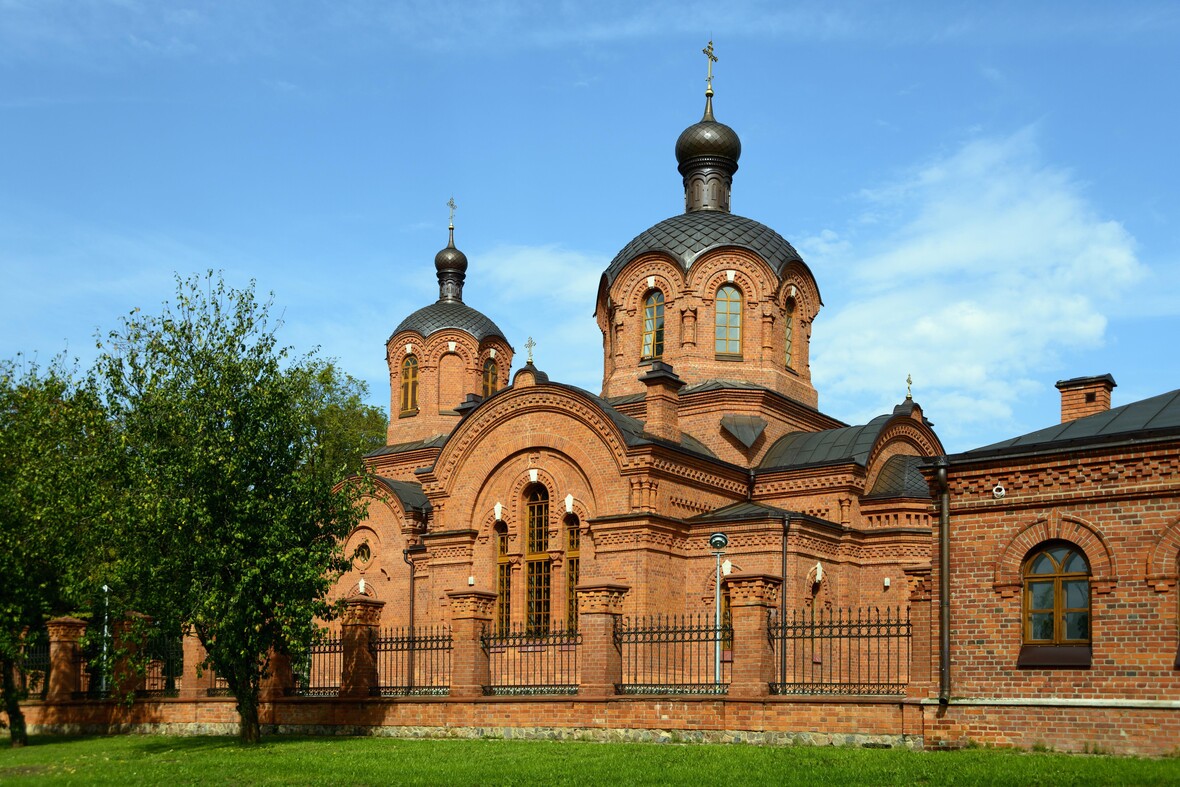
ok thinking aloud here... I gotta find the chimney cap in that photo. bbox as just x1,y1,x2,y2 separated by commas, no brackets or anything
1055,374,1117,391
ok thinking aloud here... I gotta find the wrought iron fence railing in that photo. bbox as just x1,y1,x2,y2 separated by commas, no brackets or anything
17,632,50,700
140,632,183,697
769,606,910,696
480,624,581,696
289,633,343,698
614,612,732,695
370,625,452,697
72,635,111,700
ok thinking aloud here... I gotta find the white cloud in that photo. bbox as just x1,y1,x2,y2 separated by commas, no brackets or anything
809,127,1145,450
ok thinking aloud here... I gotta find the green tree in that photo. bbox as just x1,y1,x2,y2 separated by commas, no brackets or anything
97,272,376,744
0,358,113,748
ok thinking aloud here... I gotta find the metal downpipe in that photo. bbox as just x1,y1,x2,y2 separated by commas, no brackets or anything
935,456,951,704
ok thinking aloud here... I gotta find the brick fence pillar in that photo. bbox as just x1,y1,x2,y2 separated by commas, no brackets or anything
446,589,496,699
180,631,209,699
341,596,385,698
45,617,87,703
260,648,294,701
112,612,151,695
576,583,629,698
904,565,934,698
724,573,781,698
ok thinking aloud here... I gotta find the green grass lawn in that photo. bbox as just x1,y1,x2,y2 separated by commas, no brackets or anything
2,735,1179,785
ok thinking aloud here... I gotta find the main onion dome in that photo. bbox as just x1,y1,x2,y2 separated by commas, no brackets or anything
391,218,506,343
675,92,742,167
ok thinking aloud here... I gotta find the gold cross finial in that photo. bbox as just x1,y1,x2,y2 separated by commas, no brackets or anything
702,40,717,94
906,373,913,400
524,336,536,364
447,197,457,230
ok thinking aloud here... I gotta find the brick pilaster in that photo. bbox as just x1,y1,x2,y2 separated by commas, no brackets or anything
576,583,629,698
45,617,87,703
341,596,385,698
904,564,934,698
446,589,496,698
724,573,781,698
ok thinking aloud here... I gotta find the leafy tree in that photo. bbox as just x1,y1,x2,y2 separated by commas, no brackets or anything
97,272,376,743
0,358,113,747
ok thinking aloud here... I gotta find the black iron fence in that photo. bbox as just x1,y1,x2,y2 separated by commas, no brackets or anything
72,635,110,700
289,633,343,697
140,632,183,697
614,612,731,695
17,632,50,700
769,606,910,696
370,625,452,697
480,624,581,695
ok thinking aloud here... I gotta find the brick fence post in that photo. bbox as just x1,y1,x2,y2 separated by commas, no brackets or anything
260,649,294,701
112,612,151,695
904,565,934,698
446,589,496,699
341,596,385,698
45,617,87,702
724,573,781,698
180,631,210,699
576,583,629,698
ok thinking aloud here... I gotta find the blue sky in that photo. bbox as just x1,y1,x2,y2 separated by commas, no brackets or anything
2,1,1178,453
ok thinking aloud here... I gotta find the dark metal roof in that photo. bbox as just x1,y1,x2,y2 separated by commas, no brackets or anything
366,433,448,459
688,501,793,524
720,415,767,448
758,401,922,471
603,211,804,287
391,300,506,343
960,388,1180,461
373,477,431,515
865,455,930,499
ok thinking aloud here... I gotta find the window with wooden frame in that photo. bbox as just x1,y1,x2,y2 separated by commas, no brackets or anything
565,515,580,630
714,284,742,356
495,523,511,635
641,290,665,360
784,298,795,369
1019,542,1092,667
482,358,498,398
525,486,551,635
400,355,419,414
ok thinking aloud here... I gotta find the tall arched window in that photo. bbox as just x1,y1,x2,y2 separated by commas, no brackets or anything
784,298,795,369
400,355,419,414
1020,542,1091,666
715,285,742,356
495,522,511,635
482,358,498,398
565,515,580,630
642,290,665,360
525,486,551,635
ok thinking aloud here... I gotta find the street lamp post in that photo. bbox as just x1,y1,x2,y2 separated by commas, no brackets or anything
708,532,728,686
100,583,110,695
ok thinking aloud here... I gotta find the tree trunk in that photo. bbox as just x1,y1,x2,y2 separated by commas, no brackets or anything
2,656,29,748
236,689,260,744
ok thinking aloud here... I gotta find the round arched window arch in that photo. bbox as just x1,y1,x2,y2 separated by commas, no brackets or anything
784,297,796,369
400,355,419,413
715,284,742,356
1023,542,1090,645
642,290,665,360
524,485,551,635
482,358,498,398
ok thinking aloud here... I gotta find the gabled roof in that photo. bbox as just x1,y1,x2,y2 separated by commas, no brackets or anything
373,477,431,515
960,388,1180,461
758,401,924,471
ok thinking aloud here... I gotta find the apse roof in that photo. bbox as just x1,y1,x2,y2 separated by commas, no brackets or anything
366,433,448,458
758,401,922,471
864,455,930,499
959,388,1180,461
373,477,431,515
391,300,506,343
603,211,804,287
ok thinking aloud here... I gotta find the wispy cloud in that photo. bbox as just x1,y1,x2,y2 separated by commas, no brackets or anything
805,127,1145,450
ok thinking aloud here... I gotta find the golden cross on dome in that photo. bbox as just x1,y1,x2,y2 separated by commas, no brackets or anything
525,336,536,364
447,197,457,229
906,373,913,400
702,40,717,93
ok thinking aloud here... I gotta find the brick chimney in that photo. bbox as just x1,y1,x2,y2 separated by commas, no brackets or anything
1055,374,1116,423
638,361,685,443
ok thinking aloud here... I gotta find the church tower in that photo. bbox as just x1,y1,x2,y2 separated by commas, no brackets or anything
595,43,821,408
385,203,514,445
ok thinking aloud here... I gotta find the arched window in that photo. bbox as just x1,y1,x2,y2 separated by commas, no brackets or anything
400,355,419,414
525,486,551,635
1020,542,1091,666
642,290,665,360
784,298,795,369
482,358,498,398
565,515,580,630
715,285,742,356
495,522,511,635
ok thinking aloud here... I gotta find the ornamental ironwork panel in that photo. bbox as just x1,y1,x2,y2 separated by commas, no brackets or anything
17,630,49,700
139,631,183,698
614,612,732,695
289,632,343,698
769,606,910,696
369,625,452,697
480,624,581,696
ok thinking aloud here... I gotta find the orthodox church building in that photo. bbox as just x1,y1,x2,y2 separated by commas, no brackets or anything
342,70,945,632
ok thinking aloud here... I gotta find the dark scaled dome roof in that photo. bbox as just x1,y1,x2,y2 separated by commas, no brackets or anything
392,300,506,343
434,243,468,273
675,115,741,164
603,210,803,286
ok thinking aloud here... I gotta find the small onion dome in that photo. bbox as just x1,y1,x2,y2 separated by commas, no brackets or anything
675,94,742,166
435,234,468,275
